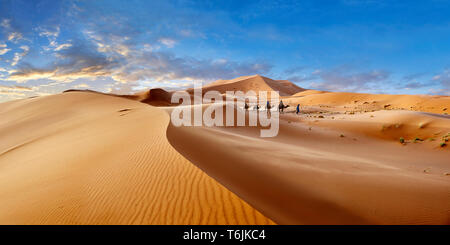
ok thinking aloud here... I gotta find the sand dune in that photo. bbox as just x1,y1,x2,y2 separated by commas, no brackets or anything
64,88,176,106
298,110,450,144
164,76,449,224
287,91,449,114
189,75,304,96
138,88,175,106
0,91,273,224
167,108,450,224
1,74,448,225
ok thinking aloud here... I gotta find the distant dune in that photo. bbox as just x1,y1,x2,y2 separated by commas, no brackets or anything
288,91,449,114
1,75,449,224
188,75,305,96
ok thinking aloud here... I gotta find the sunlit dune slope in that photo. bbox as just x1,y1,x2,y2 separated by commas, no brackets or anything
188,75,305,96
296,110,450,144
0,91,274,224
287,91,449,114
291,89,328,96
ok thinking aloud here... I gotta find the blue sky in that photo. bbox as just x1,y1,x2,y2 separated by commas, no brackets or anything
0,0,449,102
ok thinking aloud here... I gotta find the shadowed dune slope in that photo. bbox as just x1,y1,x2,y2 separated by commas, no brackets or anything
0,92,274,225
139,88,175,106
64,88,176,106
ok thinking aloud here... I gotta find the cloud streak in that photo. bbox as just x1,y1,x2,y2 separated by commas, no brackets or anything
430,69,450,95
11,45,29,66
307,66,390,92
0,84,32,91
0,43,10,55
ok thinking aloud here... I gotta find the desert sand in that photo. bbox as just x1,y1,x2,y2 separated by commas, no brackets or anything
0,75,448,224
0,91,274,224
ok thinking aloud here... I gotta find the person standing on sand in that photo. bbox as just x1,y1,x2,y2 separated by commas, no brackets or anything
296,104,300,114
266,100,271,116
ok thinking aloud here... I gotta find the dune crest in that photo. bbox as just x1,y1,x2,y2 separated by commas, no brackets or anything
189,75,305,96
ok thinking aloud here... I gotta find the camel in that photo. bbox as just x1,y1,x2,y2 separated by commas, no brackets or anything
278,104,290,112
278,100,290,112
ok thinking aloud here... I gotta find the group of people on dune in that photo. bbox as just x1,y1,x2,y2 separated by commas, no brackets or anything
244,100,301,114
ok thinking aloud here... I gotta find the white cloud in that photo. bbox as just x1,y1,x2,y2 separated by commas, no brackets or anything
83,29,132,56
105,81,139,94
0,91,26,97
306,66,390,92
5,20,272,91
11,45,30,66
159,38,176,48
39,26,60,38
0,45,11,55
20,45,29,52
1,19,25,44
54,43,72,51
430,69,450,95
0,19,11,28
73,83,90,88
0,85,32,91
0,83,31,99
143,44,155,51
7,32,24,42
213,59,228,65
37,26,68,52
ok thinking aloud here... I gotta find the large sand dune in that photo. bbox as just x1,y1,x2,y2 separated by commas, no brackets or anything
0,92,273,224
167,109,450,224
188,75,305,96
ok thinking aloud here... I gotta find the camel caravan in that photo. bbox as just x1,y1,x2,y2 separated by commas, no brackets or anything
243,100,297,114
